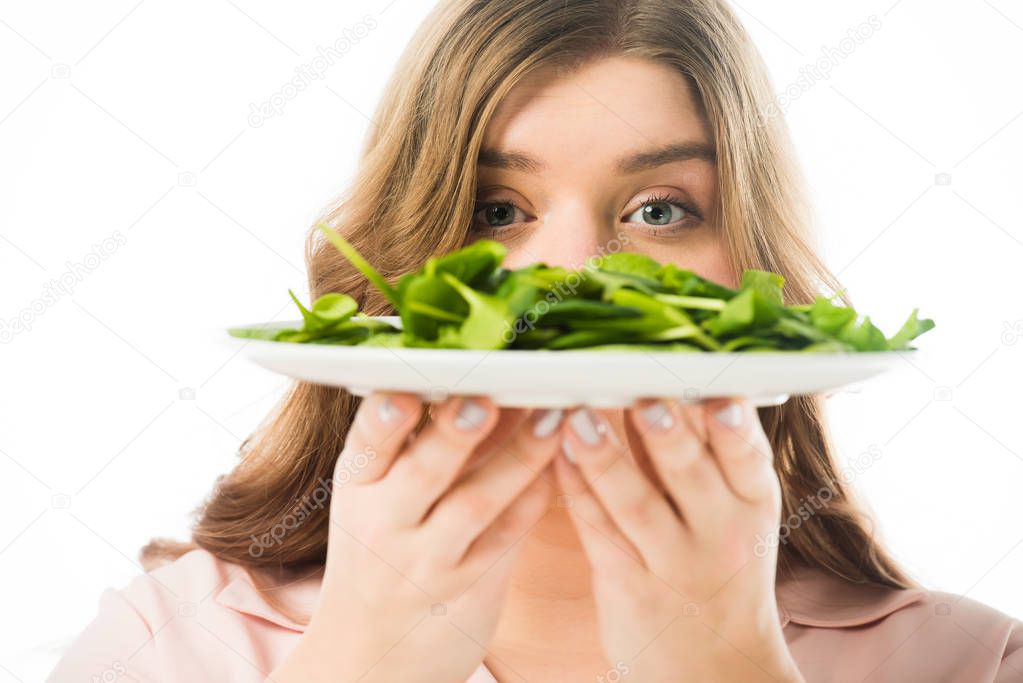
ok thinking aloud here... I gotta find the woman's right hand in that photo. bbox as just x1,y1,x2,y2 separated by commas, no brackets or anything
269,392,565,683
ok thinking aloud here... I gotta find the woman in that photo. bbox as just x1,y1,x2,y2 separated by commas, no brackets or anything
49,0,1022,681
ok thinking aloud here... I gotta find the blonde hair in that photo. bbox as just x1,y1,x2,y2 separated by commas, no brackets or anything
143,0,915,621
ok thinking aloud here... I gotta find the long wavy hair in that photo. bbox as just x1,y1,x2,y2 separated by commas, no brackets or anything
143,0,916,621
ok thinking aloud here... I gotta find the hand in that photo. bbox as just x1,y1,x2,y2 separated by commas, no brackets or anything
553,398,804,682
271,392,564,683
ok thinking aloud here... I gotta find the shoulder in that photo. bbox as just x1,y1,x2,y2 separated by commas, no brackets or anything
117,547,249,619
116,547,316,631
777,567,1023,682
48,548,311,682
108,547,235,614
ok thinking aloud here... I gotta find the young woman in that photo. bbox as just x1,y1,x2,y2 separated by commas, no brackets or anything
50,1,1022,681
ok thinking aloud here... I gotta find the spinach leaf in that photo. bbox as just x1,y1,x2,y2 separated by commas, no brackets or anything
887,308,936,350
317,224,400,309
229,232,936,354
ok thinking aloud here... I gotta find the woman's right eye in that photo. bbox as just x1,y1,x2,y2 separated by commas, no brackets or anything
472,201,527,229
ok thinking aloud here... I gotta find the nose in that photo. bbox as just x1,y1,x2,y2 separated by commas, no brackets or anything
502,201,617,270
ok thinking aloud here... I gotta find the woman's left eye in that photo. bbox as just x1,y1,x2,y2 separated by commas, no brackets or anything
625,193,701,228
472,201,528,230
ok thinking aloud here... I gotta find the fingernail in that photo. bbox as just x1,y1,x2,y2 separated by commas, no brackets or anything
561,437,577,463
640,400,674,432
532,409,564,438
569,408,602,446
378,396,401,423
714,402,744,428
454,398,488,431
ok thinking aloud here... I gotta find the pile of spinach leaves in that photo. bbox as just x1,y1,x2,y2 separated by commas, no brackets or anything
228,224,935,352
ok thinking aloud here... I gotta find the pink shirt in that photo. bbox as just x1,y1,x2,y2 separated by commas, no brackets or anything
48,548,1023,682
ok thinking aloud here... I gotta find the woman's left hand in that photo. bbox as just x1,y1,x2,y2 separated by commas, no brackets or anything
553,397,804,683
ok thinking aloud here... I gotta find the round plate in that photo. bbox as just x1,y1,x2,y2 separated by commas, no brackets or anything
227,317,906,408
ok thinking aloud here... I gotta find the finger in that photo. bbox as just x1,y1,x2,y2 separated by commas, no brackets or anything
701,397,780,507
627,399,731,536
426,408,565,563
459,407,532,477
459,462,555,574
591,409,640,466
552,448,645,576
384,395,501,525
562,408,682,566
337,391,424,484
595,408,674,500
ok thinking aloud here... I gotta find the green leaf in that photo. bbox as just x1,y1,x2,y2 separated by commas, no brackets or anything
311,293,358,322
241,234,935,353
801,340,855,352
653,292,726,312
702,289,782,337
547,329,629,350
658,263,738,299
595,252,662,280
439,272,516,349
356,332,405,347
808,295,857,335
740,269,785,307
494,269,544,319
587,269,662,300
425,239,507,287
399,274,468,341
837,315,888,351
773,316,831,343
317,224,401,309
886,308,936,350
535,299,643,326
286,290,359,334
571,342,702,352
227,324,294,341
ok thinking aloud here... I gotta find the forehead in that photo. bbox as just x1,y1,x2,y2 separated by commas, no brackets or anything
481,56,711,166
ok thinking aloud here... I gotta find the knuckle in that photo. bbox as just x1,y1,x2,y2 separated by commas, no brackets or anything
622,495,657,526
737,459,782,508
483,517,519,552
453,488,495,519
719,438,756,461
662,451,712,484
341,418,371,457
391,452,445,493
504,432,556,469
581,443,622,473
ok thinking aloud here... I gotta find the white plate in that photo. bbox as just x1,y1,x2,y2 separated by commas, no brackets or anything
228,317,907,408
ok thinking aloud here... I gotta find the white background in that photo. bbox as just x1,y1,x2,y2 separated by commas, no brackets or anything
2,0,1022,680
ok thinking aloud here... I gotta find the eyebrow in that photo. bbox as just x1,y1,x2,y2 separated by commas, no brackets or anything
477,140,717,174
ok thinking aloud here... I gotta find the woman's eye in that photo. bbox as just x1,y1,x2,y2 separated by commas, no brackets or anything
473,201,526,229
472,195,700,233
625,198,694,227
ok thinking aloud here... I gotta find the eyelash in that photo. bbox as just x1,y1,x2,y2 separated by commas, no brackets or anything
471,191,703,237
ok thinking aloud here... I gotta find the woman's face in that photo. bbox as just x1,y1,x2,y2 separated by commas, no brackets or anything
475,55,736,289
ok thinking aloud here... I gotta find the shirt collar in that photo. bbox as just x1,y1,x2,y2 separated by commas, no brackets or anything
214,565,322,632
214,563,928,633
774,564,928,628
